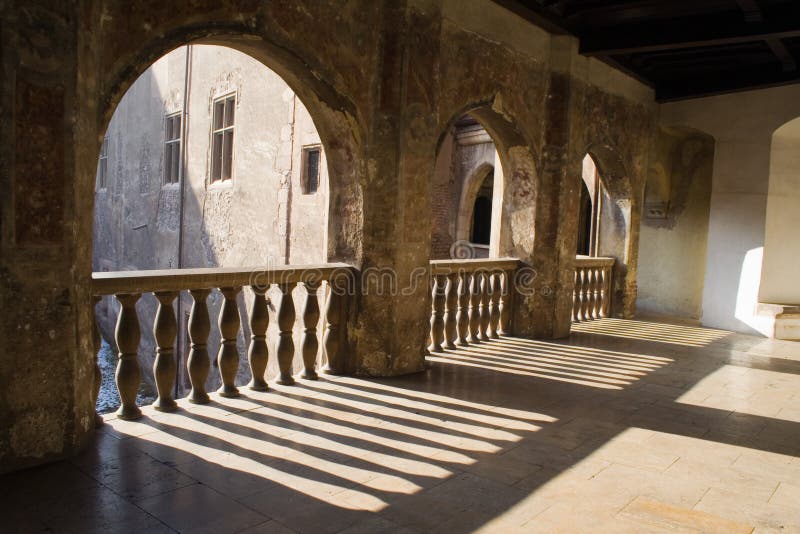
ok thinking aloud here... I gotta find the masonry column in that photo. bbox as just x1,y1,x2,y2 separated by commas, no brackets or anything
349,0,440,376
513,36,585,339
0,1,97,472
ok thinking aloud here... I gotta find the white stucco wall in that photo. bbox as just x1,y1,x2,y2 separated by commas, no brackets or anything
760,118,800,305
659,85,800,334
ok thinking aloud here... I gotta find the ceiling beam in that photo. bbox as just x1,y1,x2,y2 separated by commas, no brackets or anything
735,0,764,23
655,68,800,102
580,7,800,56
490,0,570,35
766,38,798,72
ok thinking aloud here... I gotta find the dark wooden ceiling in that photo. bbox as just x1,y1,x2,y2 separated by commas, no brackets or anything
493,0,800,101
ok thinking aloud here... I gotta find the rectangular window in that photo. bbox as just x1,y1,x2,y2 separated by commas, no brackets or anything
97,136,108,190
302,146,321,194
164,113,181,185
210,94,235,183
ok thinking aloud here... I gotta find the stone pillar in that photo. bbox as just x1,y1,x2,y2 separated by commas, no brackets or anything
500,37,585,339
349,2,441,376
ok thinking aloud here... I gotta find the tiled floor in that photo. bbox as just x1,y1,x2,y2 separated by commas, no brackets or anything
2,318,800,533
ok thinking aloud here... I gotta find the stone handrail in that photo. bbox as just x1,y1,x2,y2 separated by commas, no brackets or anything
573,255,614,322
91,263,356,421
428,258,521,352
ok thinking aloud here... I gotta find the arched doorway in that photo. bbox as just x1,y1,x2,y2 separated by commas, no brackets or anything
431,113,503,259
471,185,493,245
577,149,634,317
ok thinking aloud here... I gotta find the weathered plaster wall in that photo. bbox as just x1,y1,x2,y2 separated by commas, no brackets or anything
660,85,800,334
637,127,714,320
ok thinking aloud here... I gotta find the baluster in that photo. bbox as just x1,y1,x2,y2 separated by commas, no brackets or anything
114,293,142,420
428,273,446,353
488,273,501,338
92,296,104,426
577,268,587,322
582,269,592,321
152,291,178,411
442,273,457,349
187,288,211,404
276,282,296,385
322,285,343,374
300,281,321,379
216,287,242,397
467,272,481,343
592,268,601,319
478,271,491,341
575,267,583,322
498,270,511,335
583,268,592,320
247,287,270,391
572,268,579,323
600,266,610,318
455,271,470,346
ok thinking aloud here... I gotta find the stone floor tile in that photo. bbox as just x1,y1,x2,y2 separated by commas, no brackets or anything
137,483,266,534
28,482,172,534
769,481,800,508
337,516,419,534
665,456,779,502
619,496,753,533
694,487,800,532
236,520,299,534
591,439,681,472
79,447,197,502
732,449,800,484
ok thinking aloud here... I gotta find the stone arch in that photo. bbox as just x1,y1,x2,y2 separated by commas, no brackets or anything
637,125,715,320
432,99,537,260
581,145,635,317
94,29,365,265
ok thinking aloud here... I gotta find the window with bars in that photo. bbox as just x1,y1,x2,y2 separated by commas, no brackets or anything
210,94,235,183
97,136,108,190
301,146,321,194
164,113,181,185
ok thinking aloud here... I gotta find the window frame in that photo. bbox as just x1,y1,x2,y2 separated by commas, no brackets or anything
163,112,182,186
209,93,236,184
301,144,322,195
97,136,109,191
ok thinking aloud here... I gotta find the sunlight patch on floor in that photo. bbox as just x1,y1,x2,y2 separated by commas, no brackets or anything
572,318,730,347
428,336,673,390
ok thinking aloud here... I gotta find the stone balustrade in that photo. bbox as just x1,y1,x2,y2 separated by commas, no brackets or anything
428,258,520,352
573,255,614,322
92,264,356,420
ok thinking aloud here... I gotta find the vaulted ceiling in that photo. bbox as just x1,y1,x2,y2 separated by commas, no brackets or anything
494,0,800,101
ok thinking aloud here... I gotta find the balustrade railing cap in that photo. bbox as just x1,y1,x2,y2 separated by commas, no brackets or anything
429,257,521,274
92,263,355,295
575,255,615,267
